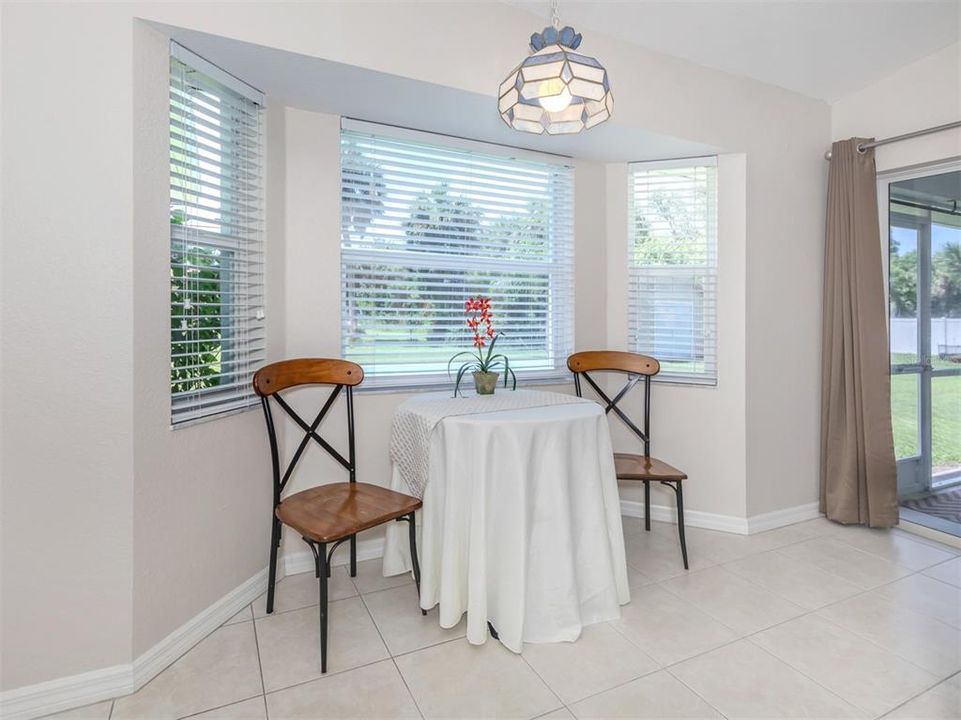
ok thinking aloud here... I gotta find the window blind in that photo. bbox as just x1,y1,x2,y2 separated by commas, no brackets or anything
169,44,266,424
340,123,574,389
628,158,718,385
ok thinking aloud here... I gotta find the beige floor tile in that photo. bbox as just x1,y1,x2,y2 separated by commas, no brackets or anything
252,567,356,618
522,622,659,704
609,584,737,666
351,557,413,594
395,638,561,719
255,597,389,692
363,583,465,655
570,670,721,719
834,527,957,571
817,590,961,678
660,566,805,635
112,623,263,720
671,640,865,719
223,605,253,626
680,527,783,564
875,574,961,629
752,614,938,716
42,701,113,719
188,697,267,719
536,709,576,719
779,536,913,589
624,532,715,581
887,674,961,719
723,549,863,610
265,659,420,719
923,556,961,588
749,518,838,549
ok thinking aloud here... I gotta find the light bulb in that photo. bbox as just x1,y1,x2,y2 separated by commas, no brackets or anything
538,78,572,112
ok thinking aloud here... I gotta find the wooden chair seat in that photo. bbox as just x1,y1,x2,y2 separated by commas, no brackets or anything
614,453,688,482
277,482,422,544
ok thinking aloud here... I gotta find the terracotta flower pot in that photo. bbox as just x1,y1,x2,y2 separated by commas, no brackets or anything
473,371,499,395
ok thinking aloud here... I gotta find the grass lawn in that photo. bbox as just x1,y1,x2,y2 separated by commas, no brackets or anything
890,353,961,467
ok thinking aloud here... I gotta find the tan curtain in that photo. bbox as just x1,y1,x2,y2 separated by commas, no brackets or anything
820,138,898,528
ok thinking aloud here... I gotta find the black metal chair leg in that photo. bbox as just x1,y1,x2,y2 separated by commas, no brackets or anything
675,483,689,570
317,541,329,673
408,512,426,616
266,515,281,614
350,533,357,577
644,481,651,531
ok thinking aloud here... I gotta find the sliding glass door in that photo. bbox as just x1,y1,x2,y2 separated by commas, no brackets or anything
884,164,961,505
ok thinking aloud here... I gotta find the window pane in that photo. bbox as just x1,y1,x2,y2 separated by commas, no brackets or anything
628,160,717,384
932,375,961,485
891,372,920,460
889,222,919,366
169,46,265,424
340,128,574,387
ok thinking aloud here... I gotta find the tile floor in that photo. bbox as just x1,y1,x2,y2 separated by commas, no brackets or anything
50,517,961,720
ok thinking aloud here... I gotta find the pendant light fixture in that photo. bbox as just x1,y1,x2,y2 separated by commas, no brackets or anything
498,0,613,135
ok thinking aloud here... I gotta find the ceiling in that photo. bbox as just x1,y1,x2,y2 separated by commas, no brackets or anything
509,1,960,102
158,24,720,162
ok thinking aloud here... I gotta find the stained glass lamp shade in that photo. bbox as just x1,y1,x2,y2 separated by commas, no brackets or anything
499,25,613,135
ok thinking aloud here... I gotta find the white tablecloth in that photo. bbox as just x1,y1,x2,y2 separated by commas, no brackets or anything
382,398,630,652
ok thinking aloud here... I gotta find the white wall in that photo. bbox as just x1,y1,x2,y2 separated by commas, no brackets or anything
1,0,831,695
832,42,961,173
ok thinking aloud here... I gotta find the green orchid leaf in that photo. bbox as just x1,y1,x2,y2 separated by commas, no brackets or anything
447,351,475,379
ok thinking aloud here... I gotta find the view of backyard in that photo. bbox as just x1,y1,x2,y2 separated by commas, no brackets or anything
889,203,961,473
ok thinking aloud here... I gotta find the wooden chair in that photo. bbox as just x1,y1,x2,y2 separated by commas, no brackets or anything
253,358,424,673
568,351,689,569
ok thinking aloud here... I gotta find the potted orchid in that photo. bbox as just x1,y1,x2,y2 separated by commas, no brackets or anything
447,297,518,397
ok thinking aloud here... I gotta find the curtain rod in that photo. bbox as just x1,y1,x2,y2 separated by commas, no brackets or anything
823,120,961,160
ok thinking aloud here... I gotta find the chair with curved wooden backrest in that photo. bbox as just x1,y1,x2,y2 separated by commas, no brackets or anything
253,358,424,674
567,351,689,569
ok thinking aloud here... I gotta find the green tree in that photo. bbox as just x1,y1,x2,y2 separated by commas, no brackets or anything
889,237,918,318
403,186,483,343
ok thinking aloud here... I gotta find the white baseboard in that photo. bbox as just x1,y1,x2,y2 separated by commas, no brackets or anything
132,568,267,689
620,499,822,536
0,664,133,720
746,502,821,534
0,569,268,720
282,536,386,576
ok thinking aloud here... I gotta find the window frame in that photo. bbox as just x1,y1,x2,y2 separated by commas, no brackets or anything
627,156,719,387
339,120,575,392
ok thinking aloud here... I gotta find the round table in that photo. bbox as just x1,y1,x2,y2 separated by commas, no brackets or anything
382,399,630,652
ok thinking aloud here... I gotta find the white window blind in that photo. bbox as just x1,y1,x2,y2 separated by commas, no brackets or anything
169,44,266,425
628,157,718,385
340,122,574,389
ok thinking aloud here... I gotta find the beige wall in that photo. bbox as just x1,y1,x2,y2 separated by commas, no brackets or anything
1,0,831,692
831,42,961,173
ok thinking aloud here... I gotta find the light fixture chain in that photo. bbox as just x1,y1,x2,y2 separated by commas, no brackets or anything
550,0,560,29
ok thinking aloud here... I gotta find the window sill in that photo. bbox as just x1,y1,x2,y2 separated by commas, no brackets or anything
353,375,574,396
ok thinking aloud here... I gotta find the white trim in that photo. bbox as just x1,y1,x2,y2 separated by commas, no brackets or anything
621,499,748,534
745,502,821,534
620,499,822,536
282,536,386,576
0,569,267,720
0,665,132,720
627,154,717,171
132,569,267,689
170,42,264,104
341,117,573,167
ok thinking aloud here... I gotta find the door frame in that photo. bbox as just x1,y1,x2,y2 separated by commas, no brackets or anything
878,158,961,497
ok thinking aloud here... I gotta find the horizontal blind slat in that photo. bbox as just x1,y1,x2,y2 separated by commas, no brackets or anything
170,51,265,425
628,158,717,385
341,127,573,385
